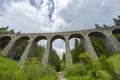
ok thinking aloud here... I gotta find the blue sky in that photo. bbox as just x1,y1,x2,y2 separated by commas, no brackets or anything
0,0,120,57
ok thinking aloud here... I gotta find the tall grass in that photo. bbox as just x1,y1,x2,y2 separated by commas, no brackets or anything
0,54,57,80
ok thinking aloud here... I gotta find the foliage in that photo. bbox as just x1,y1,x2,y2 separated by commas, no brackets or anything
34,44,45,61
109,52,120,74
99,55,120,80
114,34,120,41
0,54,57,80
113,16,120,26
65,63,87,77
65,52,120,80
60,61,66,71
71,38,85,63
90,36,109,57
50,49,61,72
0,54,24,80
79,52,92,65
0,26,14,34
23,58,57,80
62,52,66,62
14,40,28,60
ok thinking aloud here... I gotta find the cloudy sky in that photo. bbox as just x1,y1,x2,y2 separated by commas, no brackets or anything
0,0,120,57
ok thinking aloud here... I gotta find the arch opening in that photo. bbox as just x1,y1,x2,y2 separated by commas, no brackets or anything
51,35,65,72
112,28,120,42
88,32,110,57
0,36,11,51
69,34,86,64
33,36,47,62
13,36,30,60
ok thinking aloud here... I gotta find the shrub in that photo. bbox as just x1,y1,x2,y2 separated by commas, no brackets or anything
0,54,24,80
0,55,57,80
23,58,57,80
99,55,120,80
79,52,92,65
66,63,87,77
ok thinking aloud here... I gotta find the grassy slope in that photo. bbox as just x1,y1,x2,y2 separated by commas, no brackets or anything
0,55,57,80
66,52,120,80
0,52,120,80
109,52,120,74
0,55,18,73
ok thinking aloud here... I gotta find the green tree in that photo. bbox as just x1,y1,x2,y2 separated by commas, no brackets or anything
62,52,66,62
90,36,109,57
34,44,45,61
71,38,85,63
113,15,120,26
99,56,120,80
50,49,61,72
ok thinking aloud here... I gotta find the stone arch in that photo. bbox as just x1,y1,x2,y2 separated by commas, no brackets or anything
0,36,11,50
33,36,47,42
88,31,110,57
32,36,47,60
69,33,86,63
17,36,30,41
51,35,65,42
88,31,106,38
69,33,85,50
112,28,120,34
8,36,30,59
69,33,84,40
51,35,65,71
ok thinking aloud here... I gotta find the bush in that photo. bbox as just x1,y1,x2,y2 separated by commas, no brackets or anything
99,55,120,80
65,63,87,77
79,52,92,65
0,54,24,80
23,58,57,80
0,55,57,80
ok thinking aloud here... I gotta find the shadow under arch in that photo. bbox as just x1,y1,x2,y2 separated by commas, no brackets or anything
8,36,30,60
112,28,120,42
0,36,11,51
33,36,47,42
88,32,106,38
51,35,65,42
88,31,110,57
69,33,84,40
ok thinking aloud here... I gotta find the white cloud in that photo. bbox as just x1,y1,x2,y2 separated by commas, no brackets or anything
0,0,70,33
0,0,120,58
58,0,120,31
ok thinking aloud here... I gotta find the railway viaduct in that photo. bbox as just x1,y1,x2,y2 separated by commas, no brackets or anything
0,26,120,67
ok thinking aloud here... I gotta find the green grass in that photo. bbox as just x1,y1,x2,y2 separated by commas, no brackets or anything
109,52,120,74
0,54,20,80
0,55,57,80
0,55,18,73
0,52,120,80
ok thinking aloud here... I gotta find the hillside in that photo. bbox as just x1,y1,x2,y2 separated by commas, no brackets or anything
0,52,120,80
0,53,57,80
109,52,120,74
65,52,120,80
